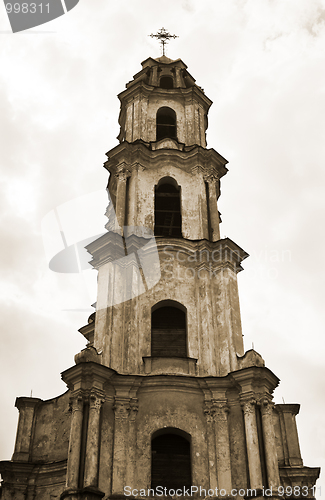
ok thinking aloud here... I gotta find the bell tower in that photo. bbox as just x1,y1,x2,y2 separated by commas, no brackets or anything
0,49,320,500
90,53,248,379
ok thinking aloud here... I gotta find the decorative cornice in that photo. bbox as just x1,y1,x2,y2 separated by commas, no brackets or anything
104,140,228,179
231,365,280,395
157,237,249,274
275,403,301,416
118,81,212,111
61,362,115,393
15,397,42,411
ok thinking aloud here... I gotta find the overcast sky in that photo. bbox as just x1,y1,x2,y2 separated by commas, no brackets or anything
0,0,324,491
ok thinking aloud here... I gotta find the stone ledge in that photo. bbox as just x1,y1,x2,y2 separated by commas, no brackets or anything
143,356,197,375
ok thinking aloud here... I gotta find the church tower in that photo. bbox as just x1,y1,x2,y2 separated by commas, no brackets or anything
0,49,320,500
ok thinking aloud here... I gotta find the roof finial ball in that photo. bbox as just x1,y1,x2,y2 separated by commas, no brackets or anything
149,27,178,56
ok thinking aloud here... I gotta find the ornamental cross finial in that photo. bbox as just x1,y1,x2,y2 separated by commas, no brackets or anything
149,27,178,56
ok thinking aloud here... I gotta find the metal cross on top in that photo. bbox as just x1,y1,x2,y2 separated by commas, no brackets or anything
149,27,178,56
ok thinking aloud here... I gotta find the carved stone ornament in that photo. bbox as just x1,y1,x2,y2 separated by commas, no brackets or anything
241,400,257,416
113,401,131,419
204,402,214,423
259,399,275,416
89,393,105,411
203,172,219,185
129,401,139,421
212,401,229,421
69,394,84,413
115,166,131,181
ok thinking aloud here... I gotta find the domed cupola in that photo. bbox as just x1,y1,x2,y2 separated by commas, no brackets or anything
117,55,212,148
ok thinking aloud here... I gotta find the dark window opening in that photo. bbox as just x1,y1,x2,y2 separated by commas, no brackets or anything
151,433,191,489
154,181,182,238
156,107,177,141
160,76,174,89
151,305,186,357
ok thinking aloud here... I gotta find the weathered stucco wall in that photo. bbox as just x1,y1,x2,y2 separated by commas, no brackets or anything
31,392,71,462
94,239,245,377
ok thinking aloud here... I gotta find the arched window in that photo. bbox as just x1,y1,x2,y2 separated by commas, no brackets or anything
160,76,174,89
156,107,177,141
151,302,187,357
154,178,182,238
151,429,191,489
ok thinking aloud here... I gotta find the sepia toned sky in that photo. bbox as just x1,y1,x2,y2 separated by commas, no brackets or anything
0,0,324,490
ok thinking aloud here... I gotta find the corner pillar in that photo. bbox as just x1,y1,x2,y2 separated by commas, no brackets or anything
84,392,105,488
204,402,218,490
205,174,220,241
260,399,280,489
112,398,130,494
66,393,84,490
241,400,263,491
174,67,184,88
115,166,131,231
125,399,139,487
13,397,41,462
150,66,158,86
213,401,232,494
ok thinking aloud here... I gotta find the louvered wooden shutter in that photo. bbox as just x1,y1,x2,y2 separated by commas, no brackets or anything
151,434,191,489
154,183,182,238
151,307,186,357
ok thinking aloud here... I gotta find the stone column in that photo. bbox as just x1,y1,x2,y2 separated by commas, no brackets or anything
213,401,232,493
260,400,280,489
126,400,139,487
112,398,130,494
242,400,263,491
66,394,84,489
84,392,104,488
204,402,218,490
205,174,220,242
115,166,131,231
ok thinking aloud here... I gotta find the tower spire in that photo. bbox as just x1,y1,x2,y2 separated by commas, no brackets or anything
149,27,178,56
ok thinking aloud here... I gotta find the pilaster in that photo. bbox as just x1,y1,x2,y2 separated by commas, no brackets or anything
125,399,139,487
204,173,220,242
84,392,105,488
66,392,85,490
112,397,131,494
12,397,41,462
260,399,280,489
241,398,263,491
204,402,218,490
115,164,131,231
212,400,232,494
